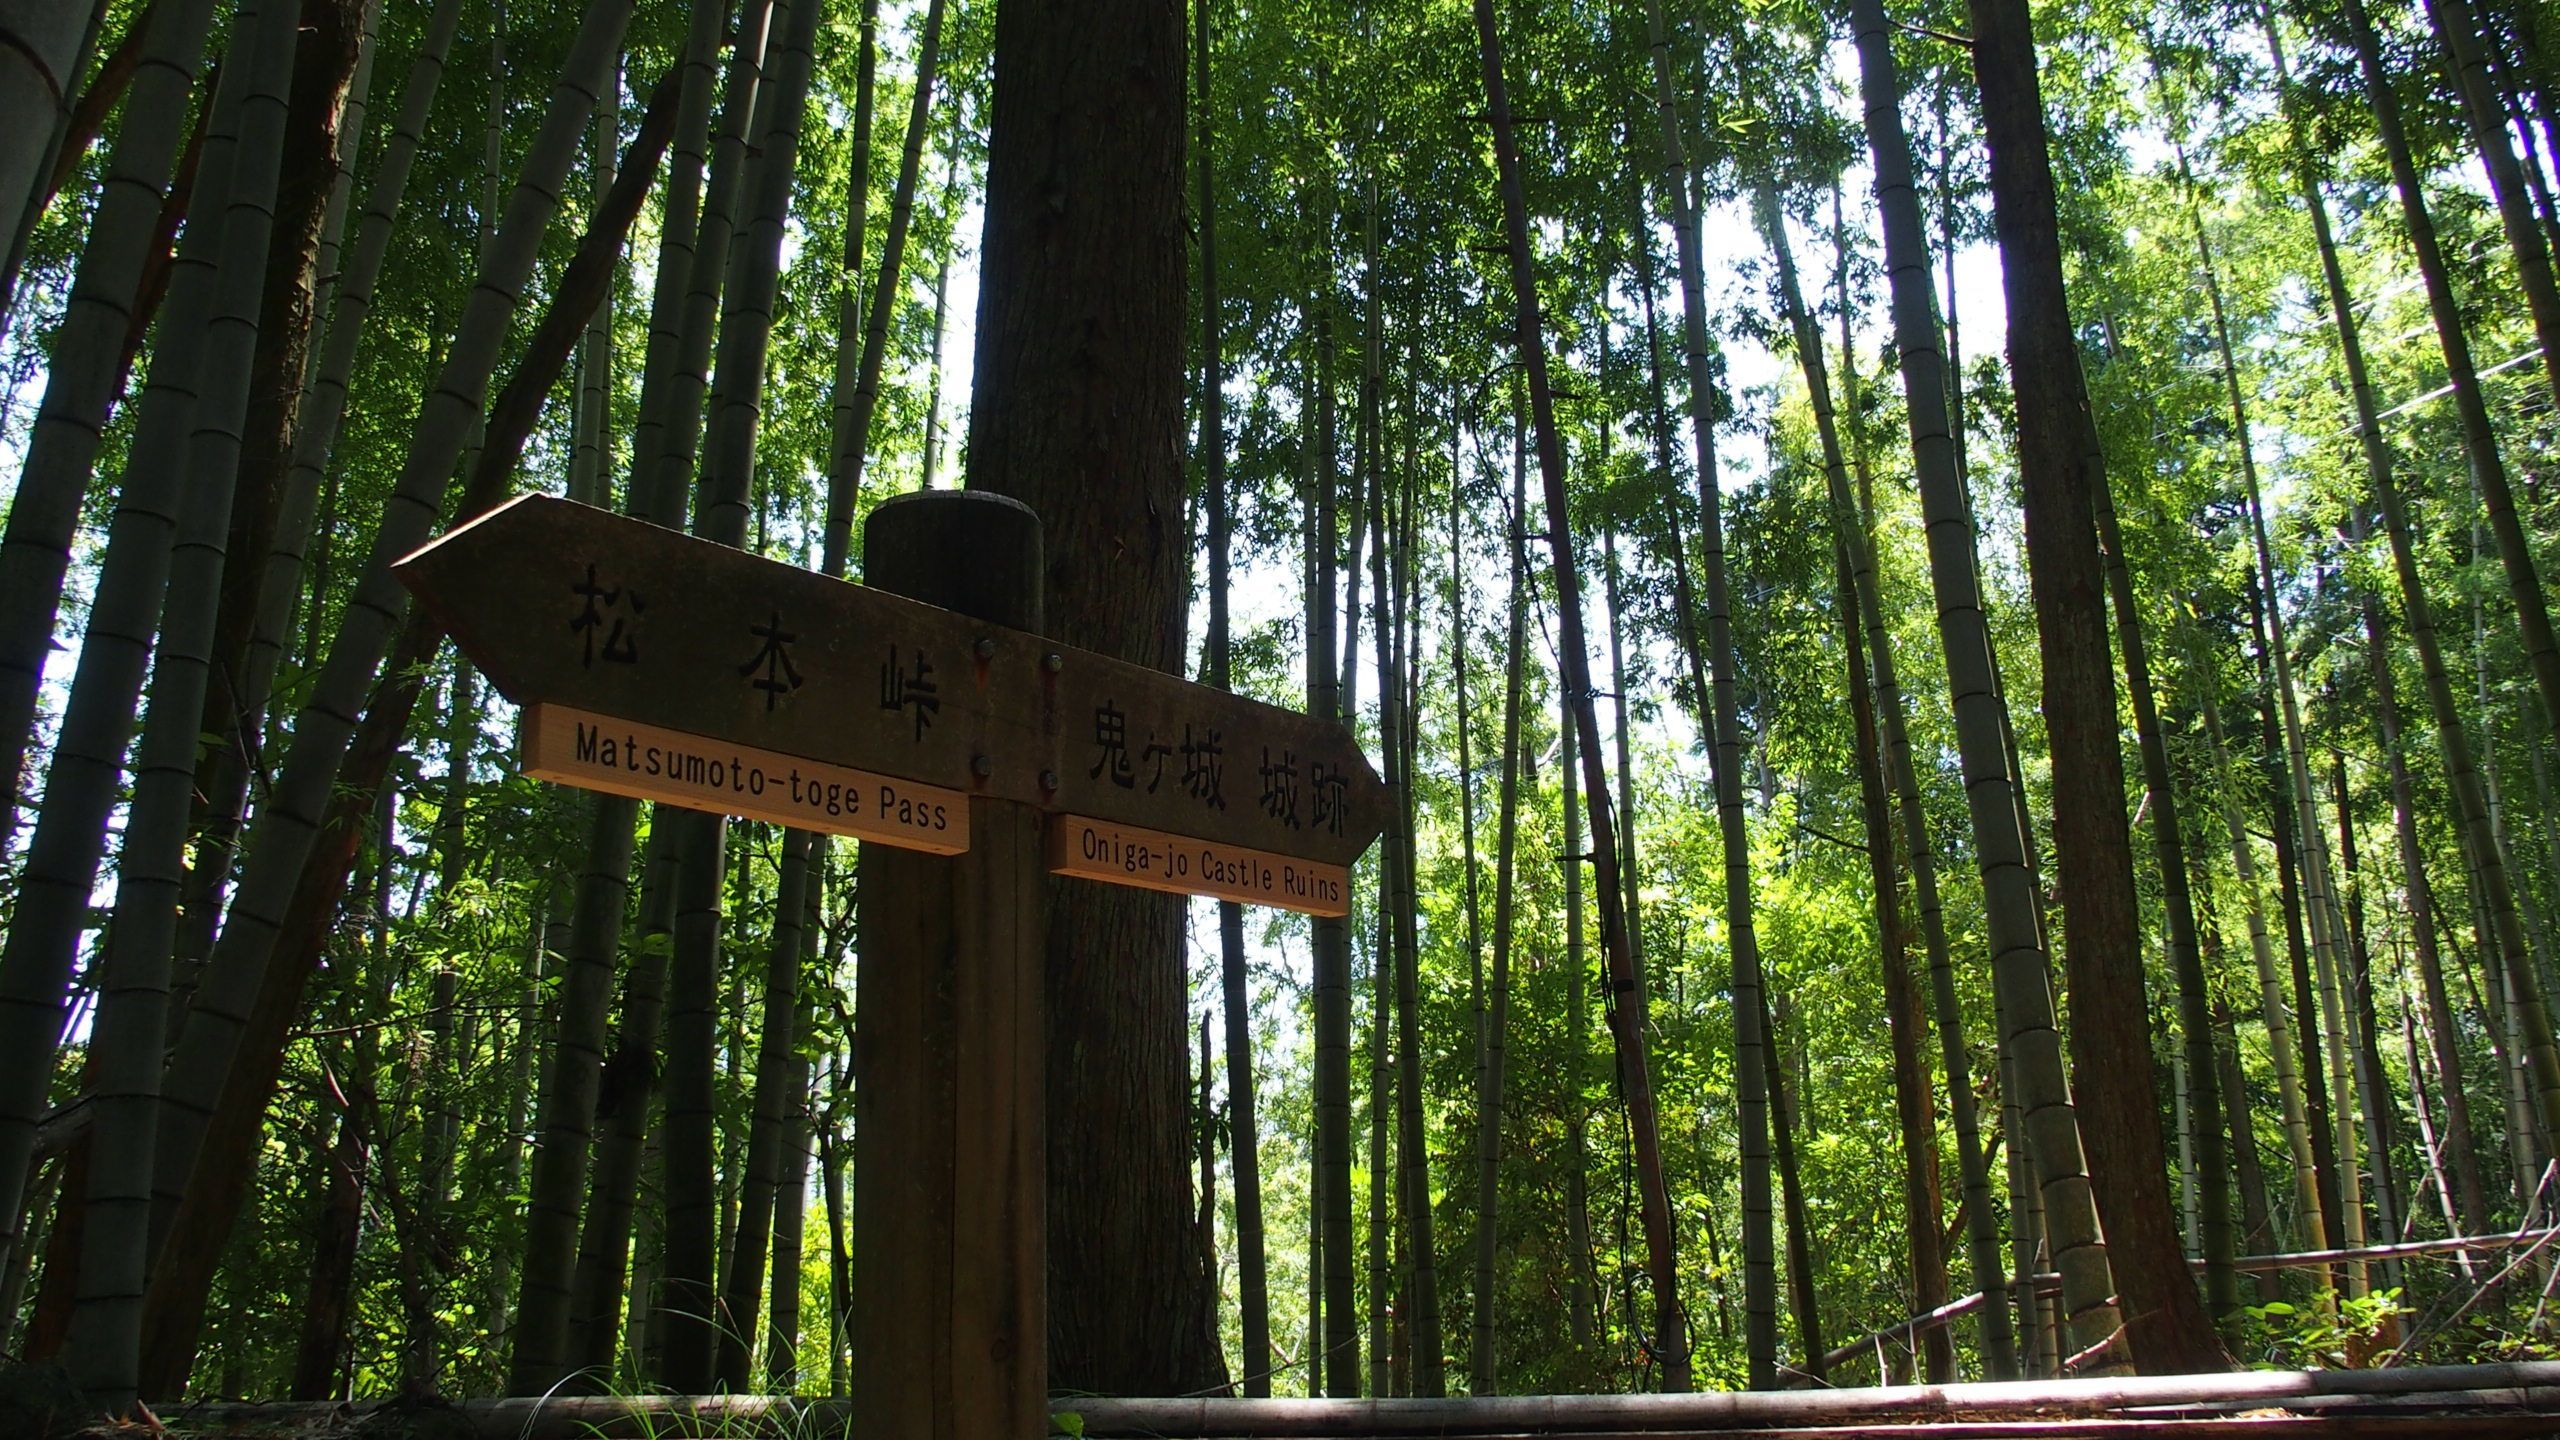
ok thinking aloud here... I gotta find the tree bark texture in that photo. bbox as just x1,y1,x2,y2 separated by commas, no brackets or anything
1849,0,2116,1374
1966,0,2223,1373
964,0,1216,1394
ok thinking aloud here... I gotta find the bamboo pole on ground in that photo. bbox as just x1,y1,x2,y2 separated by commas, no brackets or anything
158,1360,2560,1439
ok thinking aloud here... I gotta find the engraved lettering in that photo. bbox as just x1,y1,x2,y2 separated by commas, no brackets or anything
1310,761,1350,836
568,563,642,666
738,608,805,711
1090,702,1136,788
1179,724,1224,809
879,645,942,740
1258,746,1299,828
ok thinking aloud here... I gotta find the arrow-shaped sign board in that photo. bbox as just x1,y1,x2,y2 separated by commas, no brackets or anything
394,495,1384,914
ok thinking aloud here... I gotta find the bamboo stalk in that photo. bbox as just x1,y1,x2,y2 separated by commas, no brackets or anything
156,1361,2560,1439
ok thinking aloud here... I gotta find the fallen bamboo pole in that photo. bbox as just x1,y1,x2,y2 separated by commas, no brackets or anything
133,1403,2560,1438
1806,1228,2560,1380
2226,1228,2560,1274
1058,1364,2560,1433
142,1360,2560,1438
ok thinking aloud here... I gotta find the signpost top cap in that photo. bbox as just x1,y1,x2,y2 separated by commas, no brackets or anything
871,489,1040,523
865,490,1044,632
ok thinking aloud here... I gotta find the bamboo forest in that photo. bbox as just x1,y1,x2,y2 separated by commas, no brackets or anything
19,0,2560,1429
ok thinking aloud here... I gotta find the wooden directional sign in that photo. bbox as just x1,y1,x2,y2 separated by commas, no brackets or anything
394,495,1384,911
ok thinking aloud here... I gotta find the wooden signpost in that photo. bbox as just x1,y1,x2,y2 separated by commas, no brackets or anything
394,492,1383,911
395,490,1384,1438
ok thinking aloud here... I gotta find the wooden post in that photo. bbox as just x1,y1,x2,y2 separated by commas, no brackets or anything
855,491,1046,1436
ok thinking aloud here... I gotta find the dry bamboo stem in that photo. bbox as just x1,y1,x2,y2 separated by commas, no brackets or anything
1800,1228,2560,1377
151,1361,2560,1438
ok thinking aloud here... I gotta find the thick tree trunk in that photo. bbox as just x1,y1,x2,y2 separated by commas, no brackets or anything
1968,0,2221,1372
193,0,375,856
966,0,1214,1392
2085,407,2238,1324
179,0,373,976
1849,0,2124,1372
